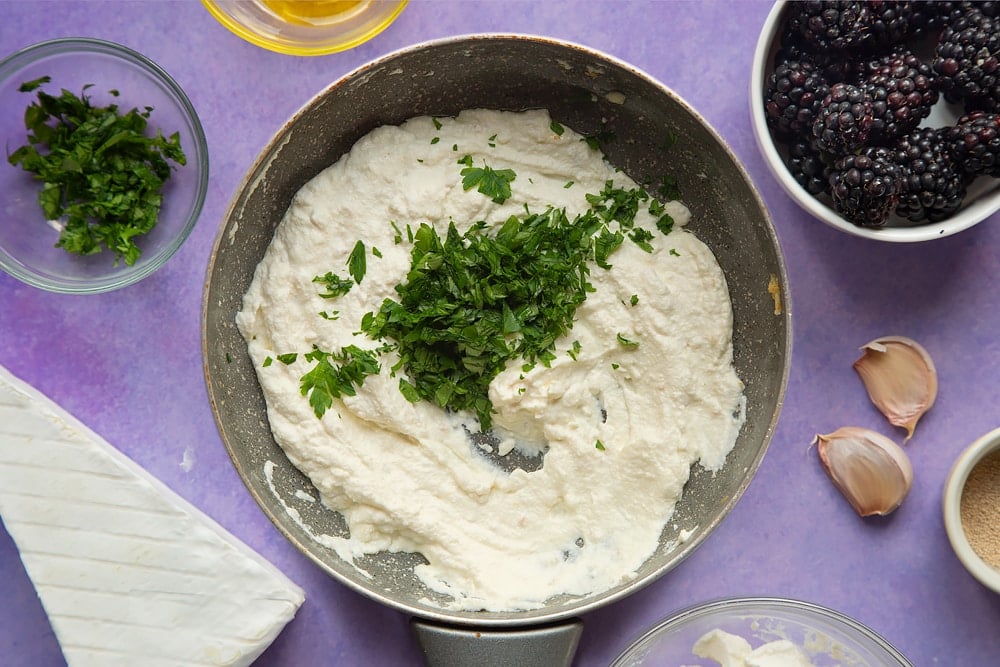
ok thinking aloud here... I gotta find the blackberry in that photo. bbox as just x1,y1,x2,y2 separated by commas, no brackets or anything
894,128,968,222
812,83,874,154
860,50,938,145
907,1,957,36
787,1,913,53
866,1,917,46
786,138,832,196
773,28,858,83
933,8,1000,111
765,59,831,139
946,110,1000,176
787,1,876,52
828,147,902,227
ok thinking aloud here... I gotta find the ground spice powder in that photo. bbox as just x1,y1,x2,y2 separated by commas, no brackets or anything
960,448,1000,571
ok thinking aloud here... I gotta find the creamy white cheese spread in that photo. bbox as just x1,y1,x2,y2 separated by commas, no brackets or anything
691,629,817,667
237,109,745,611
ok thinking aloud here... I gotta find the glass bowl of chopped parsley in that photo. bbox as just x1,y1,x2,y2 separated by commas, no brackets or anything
0,38,208,293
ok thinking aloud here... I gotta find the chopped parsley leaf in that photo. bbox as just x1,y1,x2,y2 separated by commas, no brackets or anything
460,161,516,204
656,213,675,235
629,227,655,253
313,271,352,298
299,345,380,418
616,333,639,348
347,240,366,283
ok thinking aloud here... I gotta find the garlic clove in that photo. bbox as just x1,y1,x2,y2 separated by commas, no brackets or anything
853,335,937,442
814,426,913,517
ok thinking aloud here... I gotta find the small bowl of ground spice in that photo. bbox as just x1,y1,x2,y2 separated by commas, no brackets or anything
943,427,1000,594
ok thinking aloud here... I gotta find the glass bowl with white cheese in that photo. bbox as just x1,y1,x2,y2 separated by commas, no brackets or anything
611,597,912,667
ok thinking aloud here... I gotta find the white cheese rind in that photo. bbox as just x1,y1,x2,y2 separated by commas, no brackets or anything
0,365,305,667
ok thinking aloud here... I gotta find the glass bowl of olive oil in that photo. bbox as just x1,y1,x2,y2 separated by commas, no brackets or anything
201,0,407,56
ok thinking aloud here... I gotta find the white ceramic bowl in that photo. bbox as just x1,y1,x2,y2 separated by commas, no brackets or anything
750,0,1000,242
611,597,911,666
943,427,1000,595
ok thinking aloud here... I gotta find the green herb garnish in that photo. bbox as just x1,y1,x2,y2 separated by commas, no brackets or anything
460,160,516,204
313,271,353,298
550,121,565,136
616,333,639,348
299,345,380,418
7,76,186,266
298,182,664,429
347,240,367,283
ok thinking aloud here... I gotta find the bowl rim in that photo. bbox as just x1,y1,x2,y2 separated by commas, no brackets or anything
200,0,409,56
749,0,1000,243
942,427,1000,594
0,36,209,294
610,595,912,666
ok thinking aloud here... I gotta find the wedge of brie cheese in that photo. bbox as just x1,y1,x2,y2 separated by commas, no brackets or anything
0,365,305,666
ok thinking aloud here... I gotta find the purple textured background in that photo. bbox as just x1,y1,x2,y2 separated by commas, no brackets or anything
2,1,1000,665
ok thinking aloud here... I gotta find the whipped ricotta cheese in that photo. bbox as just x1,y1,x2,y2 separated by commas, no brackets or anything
237,109,745,611
691,629,816,667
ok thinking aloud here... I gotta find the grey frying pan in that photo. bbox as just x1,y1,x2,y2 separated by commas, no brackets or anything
201,34,791,666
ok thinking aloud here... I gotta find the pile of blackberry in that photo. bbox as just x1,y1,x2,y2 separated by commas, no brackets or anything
765,0,1000,227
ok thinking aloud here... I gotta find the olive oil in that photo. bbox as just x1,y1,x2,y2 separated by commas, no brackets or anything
262,0,366,26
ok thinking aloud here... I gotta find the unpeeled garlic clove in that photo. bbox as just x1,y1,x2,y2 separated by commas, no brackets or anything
814,426,913,517
853,336,937,442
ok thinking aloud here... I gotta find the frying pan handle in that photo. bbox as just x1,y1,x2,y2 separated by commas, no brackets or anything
411,617,583,666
